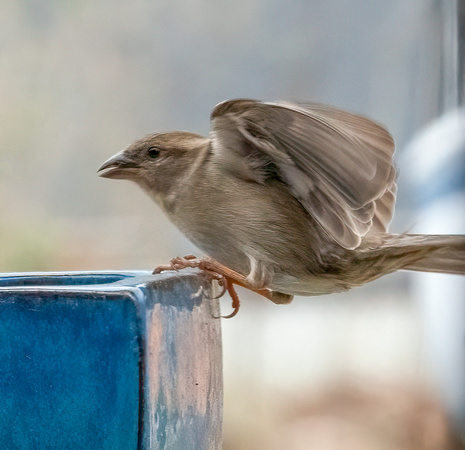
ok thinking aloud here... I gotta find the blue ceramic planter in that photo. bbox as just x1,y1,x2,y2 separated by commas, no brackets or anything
0,271,222,450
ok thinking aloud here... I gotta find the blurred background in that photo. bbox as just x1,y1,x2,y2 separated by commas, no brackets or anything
1,0,464,448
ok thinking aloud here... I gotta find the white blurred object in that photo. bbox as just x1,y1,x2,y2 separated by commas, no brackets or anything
404,107,465,434
406,108,465,198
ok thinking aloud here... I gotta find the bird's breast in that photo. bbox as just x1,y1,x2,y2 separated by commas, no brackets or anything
166,168,327,280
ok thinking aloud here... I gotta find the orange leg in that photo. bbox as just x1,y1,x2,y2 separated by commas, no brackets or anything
153,255,274,318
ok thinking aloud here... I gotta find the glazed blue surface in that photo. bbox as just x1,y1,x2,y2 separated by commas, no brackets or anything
0,271,222,450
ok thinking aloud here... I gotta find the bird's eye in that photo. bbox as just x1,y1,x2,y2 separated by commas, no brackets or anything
148,147,160,158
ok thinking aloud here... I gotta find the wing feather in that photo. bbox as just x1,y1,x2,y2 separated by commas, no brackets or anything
210,99,397,249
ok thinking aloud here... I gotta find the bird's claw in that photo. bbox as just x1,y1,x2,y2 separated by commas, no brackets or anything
152,254,199,274
153,255,239,318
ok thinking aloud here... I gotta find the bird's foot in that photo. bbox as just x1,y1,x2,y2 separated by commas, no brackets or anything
152,254,199,273
153,255,276,318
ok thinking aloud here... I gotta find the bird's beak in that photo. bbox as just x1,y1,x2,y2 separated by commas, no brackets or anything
98,151,139,179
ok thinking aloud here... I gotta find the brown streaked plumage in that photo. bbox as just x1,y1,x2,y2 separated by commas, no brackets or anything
98,99,465,310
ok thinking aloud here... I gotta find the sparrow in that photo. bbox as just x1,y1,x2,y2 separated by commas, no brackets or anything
98,99,465,317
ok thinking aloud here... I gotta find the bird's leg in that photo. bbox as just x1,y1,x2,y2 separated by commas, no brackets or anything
153,255,276,317
196,258,275,300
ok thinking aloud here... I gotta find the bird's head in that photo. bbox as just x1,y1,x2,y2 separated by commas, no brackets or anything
98,131,208,201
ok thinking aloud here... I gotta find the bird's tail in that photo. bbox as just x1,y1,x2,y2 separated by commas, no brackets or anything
385,234,465,275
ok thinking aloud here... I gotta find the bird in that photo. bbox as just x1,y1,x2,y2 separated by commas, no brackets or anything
98,99,465,317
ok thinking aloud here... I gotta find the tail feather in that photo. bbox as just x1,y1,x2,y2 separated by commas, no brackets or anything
394,235,465,275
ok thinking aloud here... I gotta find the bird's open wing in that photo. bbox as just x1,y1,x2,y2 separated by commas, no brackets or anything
210,99,397,249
